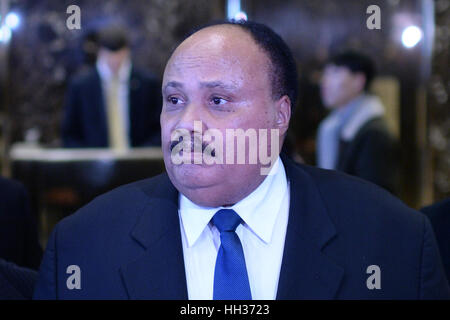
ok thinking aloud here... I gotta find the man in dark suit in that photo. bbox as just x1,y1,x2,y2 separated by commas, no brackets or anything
0,258,38,300
62,26,161,149
422,198,450,285
317,51,399,194
0,177,42,270
34,21,449,299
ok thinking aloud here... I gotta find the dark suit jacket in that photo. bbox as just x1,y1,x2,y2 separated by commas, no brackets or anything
0,177,42,270
33,155,449,299
336,117,399,194
62,67,162,148
0,258,38,300
421,198,450,286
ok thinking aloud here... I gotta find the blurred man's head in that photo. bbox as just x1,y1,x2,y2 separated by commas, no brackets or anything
161,21,298,207
320,51,375,109
96,26,130,75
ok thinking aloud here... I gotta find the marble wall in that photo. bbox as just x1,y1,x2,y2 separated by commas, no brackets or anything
427,0,450,200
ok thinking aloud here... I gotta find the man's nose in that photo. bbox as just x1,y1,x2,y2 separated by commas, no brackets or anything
176,103,208,133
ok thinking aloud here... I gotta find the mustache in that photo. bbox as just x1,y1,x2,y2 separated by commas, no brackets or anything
169,136,212,154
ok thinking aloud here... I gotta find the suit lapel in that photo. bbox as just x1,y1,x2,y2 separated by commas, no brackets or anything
90,70,109,146
128,68,142,146
277,155,344,299
119,174,188,299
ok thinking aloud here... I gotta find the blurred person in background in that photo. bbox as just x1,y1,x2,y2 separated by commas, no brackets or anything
62,25,162,149
0,177,42,270
422,197,450,285
0,258,38,300
317,51,399,194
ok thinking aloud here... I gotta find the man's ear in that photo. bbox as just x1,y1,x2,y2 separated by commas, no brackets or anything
275,95,291,136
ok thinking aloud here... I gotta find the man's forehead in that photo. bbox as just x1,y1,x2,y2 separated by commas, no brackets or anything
181,24,253,49
170,26,263,64
164,25,268,79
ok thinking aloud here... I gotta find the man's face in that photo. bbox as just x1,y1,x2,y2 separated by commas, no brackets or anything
161,25,290,207
320,64,365,109
97,47,130,75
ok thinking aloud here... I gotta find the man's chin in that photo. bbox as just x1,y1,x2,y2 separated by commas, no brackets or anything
169,163,223,188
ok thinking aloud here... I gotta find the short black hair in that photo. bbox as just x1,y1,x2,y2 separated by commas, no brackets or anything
328,50,376,91
185,20,298,112
97,25,129,51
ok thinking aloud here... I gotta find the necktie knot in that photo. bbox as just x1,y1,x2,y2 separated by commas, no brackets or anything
212,209,241,233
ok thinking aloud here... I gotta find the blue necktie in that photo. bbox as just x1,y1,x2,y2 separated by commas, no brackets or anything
212,209,252,300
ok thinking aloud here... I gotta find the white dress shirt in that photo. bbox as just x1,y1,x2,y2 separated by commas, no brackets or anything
96,58,132,149
179,157,290,300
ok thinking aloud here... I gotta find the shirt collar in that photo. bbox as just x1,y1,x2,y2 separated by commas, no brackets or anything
179,156,288,247
96,57,132,83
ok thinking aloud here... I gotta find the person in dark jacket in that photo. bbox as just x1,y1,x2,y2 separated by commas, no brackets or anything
317,51,399,194
422,197,450,285
0,258,38,300
0,177,42,270
62,25,162,149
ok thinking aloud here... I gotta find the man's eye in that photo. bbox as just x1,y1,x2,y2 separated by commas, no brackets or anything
211,97,227,105
169,97,180,105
